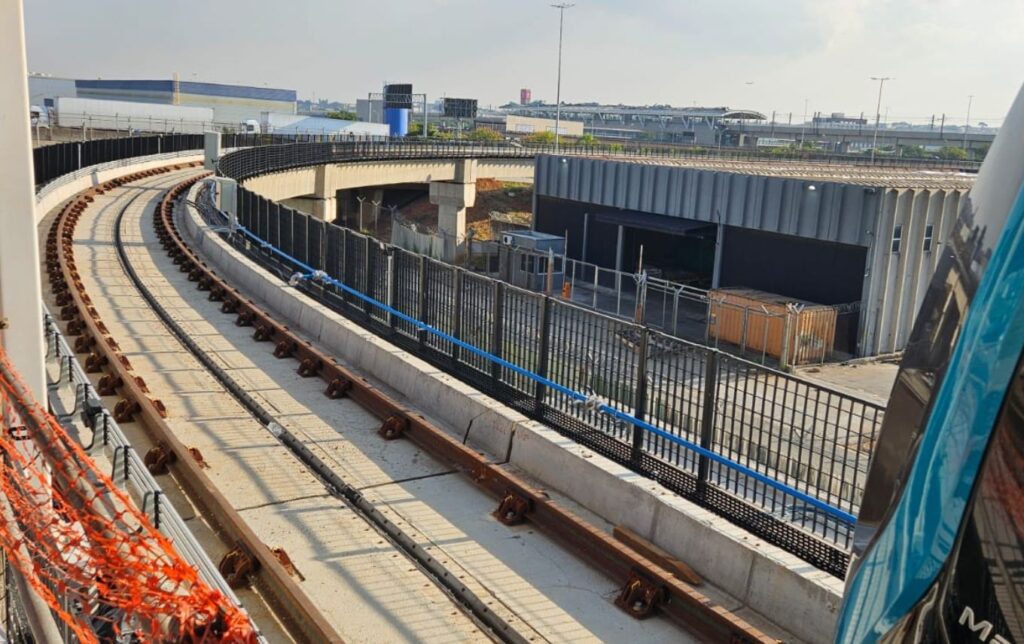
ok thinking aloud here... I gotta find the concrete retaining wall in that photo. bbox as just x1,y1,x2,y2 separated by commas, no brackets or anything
36,150,203,223
182,181,842,643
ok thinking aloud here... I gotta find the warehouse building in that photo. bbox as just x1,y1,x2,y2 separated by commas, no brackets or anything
73,78,296,124
532,155,974,357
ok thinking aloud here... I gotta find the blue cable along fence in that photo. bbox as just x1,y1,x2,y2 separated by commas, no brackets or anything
30,132,893,575
199,170,885,578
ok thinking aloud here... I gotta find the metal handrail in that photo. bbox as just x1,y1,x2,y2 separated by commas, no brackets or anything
42,311,260,640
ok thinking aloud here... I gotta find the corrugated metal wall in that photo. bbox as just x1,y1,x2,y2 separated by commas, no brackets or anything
535,154,880,247
861,188,963,355
534,155,969,357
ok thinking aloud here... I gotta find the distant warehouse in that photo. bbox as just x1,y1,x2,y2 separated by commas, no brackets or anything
74,78,297,124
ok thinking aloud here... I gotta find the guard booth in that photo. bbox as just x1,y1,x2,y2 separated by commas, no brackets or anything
497,231,566,292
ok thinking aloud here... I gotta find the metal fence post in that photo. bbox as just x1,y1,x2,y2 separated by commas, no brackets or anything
533,296,553,414
387,250,397,331
630,327,649,464
417,255,428,348
363,236,373,317
697,350,719,493
780,310,793,371
451,268,463,364
341,227,352,307
491,281,504,384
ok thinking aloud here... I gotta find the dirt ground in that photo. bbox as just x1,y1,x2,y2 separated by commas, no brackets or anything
399,179,533,240
795,359,901,406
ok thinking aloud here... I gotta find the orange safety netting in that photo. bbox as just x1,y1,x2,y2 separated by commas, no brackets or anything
0,346,256,643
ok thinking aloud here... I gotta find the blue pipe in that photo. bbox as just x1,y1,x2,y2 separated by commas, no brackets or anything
233,223,856,525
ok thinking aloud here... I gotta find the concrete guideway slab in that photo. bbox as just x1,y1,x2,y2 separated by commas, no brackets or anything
182,180,827,642
67,171,489,642
134,183,702,642
64,167,706,642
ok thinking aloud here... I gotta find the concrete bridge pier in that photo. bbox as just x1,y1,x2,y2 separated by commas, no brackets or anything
311,196,336,221
430,159,476,262
311,165,337,222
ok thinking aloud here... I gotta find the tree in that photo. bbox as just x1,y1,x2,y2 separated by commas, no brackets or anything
467,128,502,142
523,131,556,145
898,145,926,159
577,133,598,146
325,110,358,121
408,122,439,137
937,146,968,161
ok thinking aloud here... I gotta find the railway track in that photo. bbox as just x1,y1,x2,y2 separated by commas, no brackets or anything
44,165,778,643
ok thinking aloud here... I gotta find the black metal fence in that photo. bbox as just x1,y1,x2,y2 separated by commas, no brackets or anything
31,132,362,187
215,184,886,577
32,134,205,186
216,139,980,184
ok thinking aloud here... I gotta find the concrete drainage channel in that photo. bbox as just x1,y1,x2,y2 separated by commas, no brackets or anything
157,180,781,641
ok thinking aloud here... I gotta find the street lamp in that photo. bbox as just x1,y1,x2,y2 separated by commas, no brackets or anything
800,98,808,146
962,94,974,153
551,3,574,153
870,76,892,162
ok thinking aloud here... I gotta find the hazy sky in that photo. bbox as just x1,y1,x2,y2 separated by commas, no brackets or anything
25,0,1024,126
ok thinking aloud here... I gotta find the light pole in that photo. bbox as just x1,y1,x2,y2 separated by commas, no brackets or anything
800,98,808,146
355,195,365,231
870,76,892,162
962,94,974,153
551,3,574,153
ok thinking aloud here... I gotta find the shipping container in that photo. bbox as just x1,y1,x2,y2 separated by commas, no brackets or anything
707,287,837,365
55,96,213,134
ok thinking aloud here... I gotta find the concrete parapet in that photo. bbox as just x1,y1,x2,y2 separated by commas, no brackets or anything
36,150,204,224
182,183,841,643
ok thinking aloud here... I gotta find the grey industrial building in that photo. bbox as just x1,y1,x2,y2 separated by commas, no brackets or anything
28,75,297,124
503,103,765,144
532,154,974,357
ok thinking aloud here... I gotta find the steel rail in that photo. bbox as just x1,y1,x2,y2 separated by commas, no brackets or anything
166,178,777,642
127,181,526,644
44,165,343,644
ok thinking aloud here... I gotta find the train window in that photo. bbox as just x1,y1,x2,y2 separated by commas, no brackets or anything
892,225,903,253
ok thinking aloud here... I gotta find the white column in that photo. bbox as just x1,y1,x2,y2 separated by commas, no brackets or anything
0,5,65,642
0,0,46,399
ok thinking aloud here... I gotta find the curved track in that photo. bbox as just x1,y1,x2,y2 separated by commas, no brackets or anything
44,168,741,642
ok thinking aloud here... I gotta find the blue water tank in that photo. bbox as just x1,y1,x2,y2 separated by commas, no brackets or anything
385,108,409,137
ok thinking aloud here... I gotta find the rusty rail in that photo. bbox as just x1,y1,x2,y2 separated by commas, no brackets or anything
44,165,344,644
161,178,778,642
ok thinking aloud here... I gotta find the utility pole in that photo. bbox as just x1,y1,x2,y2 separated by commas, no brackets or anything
962,94,974,152
551,3,574,153
800,98,808,145
870,76,892,163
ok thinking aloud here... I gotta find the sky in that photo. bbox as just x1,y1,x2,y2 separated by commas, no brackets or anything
24,0,1024,127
